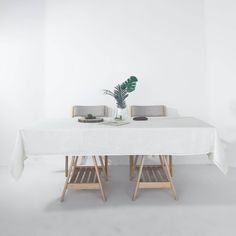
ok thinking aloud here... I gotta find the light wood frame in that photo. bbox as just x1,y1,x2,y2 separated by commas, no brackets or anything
132,155,177,200
65,156,108,178
61,156,107,202
130,155,173,179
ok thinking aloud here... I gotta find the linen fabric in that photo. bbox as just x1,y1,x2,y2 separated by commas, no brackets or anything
11,117,227,179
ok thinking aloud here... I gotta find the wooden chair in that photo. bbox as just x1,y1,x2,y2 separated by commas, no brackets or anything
129,105,176,200
65,105,108,177
61,105,108,202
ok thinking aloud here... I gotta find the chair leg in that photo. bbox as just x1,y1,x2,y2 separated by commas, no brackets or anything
132,156,145,201
159,155,164,168
61,156,75,202
92,156,107,201
169,155,173,177
131,155,139,179
129,155,134,180
65,156,69,177
161,155,177,200
105,155,108,176
99,156,108,180
134,155,139,168
71,156,78,177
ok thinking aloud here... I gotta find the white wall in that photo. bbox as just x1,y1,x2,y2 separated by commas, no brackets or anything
205,0,236,166
44,0,208,121
0,0,45,165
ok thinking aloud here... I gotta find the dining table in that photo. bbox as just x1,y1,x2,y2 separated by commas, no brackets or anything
11,116,227,180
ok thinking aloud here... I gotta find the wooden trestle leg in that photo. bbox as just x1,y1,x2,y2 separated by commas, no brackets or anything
99,156,108,180
61,156,75,202
93,156,107,201
105,156,108,176
132,156,145,201
131,155,176,200
65,156,69,177
160,155,177,200
61,156,107,202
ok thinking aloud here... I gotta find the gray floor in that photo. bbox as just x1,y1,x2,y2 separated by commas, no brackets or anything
1,163,236,236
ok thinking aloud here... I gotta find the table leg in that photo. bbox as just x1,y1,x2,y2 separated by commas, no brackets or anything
61,156,75,202
129,155,134,180
169,155,173,177
99,156,108,180
161,155,177,200
65,156,69,177
132,156,144,201
105,156,108,176
134,155,139,168
93,156,107,201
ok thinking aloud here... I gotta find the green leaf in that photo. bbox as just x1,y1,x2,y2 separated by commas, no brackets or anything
103,76,138,107
113,85,128,109
121,76,138,93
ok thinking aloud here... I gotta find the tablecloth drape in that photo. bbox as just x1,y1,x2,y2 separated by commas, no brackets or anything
11,117,227,179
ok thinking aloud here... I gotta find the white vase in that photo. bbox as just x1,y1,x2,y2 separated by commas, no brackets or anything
115,107,128,120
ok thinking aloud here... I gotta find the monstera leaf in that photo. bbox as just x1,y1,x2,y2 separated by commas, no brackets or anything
113,85,128,109
121,76,138,93
103,76,138,110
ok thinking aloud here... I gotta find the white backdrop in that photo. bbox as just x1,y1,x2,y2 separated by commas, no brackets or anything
0,0,44,166
44,0,207,121
0,0,235,166
205,0,236,166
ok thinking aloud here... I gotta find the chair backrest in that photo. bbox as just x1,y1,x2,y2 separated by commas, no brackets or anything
72,105,107,118
130,105,166,117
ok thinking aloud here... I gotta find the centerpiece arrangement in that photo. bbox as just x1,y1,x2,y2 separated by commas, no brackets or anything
103,76,138,120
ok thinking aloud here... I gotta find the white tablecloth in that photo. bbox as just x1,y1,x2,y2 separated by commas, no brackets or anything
11,117,227,179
